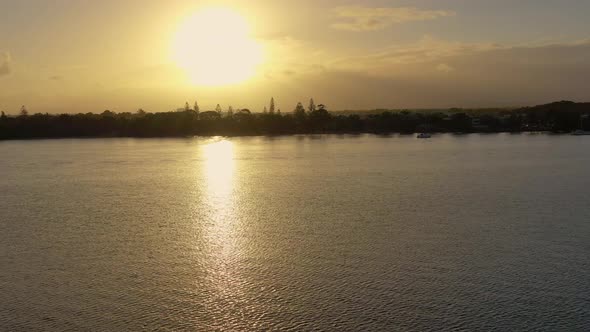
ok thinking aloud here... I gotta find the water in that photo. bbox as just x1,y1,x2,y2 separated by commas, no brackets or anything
1,134,589,331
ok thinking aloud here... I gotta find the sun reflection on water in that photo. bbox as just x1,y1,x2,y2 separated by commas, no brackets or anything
202,139,235,199
200,139,245,307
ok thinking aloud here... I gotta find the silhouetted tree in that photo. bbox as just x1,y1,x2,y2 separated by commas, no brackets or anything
185,102,190,112
2,100,587,140
20,105,28,117
269,97,275,114
200,111,221,119
227,106,234,118
309,103,331,132
308,98,316,113
194,101,200,114
294,102,305,116
215,104,222,114
449,113,472,132
293,102,307,131
263,106,268,114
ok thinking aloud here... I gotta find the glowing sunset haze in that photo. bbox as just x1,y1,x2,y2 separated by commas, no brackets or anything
2,0,590,113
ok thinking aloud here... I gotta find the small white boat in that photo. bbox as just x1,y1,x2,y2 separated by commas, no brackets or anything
572,130,590,136
417,133,432,139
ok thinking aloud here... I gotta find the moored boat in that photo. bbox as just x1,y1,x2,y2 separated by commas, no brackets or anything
572,130,590,136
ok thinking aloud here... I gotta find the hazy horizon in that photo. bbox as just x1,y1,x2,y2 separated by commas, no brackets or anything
2,0,590,113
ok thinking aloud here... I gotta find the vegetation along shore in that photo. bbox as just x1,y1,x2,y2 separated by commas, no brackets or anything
1,100,589,140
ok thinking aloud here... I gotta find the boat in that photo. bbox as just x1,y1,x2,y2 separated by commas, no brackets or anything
572,114,590,135
572,130,590,136
417,133,432,139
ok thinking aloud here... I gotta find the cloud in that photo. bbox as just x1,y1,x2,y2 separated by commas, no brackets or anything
332,6,455,31
329,36,499,74
328,36,590,80
259,36,327,80
49,75,63,81
316,38,590,108
436,63,454,73
0,52,12,76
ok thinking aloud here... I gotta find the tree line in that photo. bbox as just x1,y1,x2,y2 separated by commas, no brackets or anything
0,100,589,140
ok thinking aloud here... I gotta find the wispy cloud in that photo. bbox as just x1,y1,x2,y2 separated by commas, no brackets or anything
330,36,590,75
436,63,455,73
0,52,12,76
330,36,500,73
259,36,327,80
332,6,455,32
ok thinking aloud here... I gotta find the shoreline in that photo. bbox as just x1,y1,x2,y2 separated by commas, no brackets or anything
0,130,577,142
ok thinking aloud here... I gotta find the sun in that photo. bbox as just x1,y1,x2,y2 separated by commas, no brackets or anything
171,8,264,86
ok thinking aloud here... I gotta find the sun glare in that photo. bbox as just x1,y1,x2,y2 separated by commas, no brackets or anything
171,8,264,86
202,139,235,197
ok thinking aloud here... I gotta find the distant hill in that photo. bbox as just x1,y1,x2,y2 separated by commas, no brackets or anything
335,101,590,117
515,100,590,113
512,101,590,132
333,107,516,117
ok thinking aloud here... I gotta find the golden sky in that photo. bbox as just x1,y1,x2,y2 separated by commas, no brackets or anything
1,0,590,113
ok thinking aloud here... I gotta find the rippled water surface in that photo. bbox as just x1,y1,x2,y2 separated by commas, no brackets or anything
1,134,590,331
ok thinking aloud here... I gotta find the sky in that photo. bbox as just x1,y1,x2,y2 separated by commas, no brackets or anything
1,0,590,113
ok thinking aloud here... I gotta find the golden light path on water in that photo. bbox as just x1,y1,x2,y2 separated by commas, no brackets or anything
203,139,235,199
202,139,237,262
199,138,246,322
